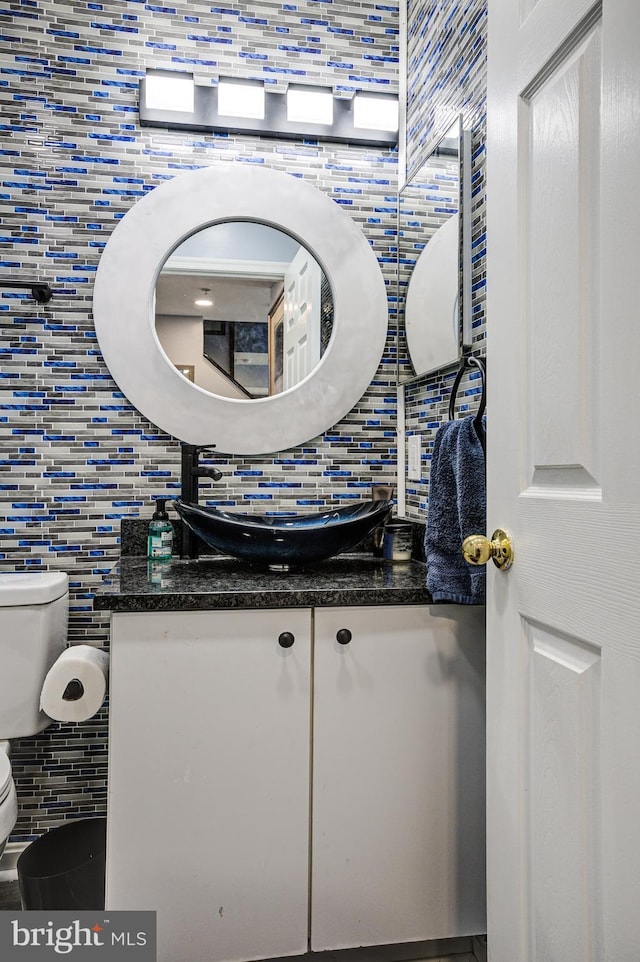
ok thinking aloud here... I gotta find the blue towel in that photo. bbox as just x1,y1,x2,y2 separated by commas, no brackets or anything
425,416,486,604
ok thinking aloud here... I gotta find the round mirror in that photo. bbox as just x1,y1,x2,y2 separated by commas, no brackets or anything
92,164,387,455
155,222,333,399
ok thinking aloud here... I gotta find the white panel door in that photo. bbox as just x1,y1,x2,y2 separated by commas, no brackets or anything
106,609,312,962
487,1,640,959
311,605,486,950
283,246,321,389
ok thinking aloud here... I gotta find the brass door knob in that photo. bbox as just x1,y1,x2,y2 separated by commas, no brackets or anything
462,528,514,570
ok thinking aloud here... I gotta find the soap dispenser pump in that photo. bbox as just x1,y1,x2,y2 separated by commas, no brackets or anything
147,499,174,560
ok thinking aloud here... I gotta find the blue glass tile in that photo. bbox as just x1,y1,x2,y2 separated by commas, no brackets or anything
89,21,138,33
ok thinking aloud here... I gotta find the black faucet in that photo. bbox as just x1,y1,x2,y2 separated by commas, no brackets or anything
180,444,223,558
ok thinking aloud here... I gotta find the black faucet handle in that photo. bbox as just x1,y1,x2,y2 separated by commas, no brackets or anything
181,442,216,453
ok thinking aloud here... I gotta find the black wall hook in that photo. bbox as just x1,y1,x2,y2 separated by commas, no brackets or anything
0,279,53,304
448,355,486,449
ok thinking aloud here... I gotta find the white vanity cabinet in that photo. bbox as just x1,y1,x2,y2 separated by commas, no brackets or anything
311,605,486,950
106,604,485,962
106,607,313,962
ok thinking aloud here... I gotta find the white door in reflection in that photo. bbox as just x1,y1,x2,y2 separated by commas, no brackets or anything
283,245,322,390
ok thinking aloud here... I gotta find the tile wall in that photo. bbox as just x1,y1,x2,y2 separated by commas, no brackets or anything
1,0,488,846
402,0,487,519
0,0,399,842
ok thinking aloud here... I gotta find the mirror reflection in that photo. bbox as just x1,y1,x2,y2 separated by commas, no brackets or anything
398,117,464,379
155,222,334,399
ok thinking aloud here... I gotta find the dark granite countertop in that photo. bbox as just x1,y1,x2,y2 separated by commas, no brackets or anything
93,555,431,612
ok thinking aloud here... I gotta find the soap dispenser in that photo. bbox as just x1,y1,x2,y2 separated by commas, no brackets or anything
147,499,174,560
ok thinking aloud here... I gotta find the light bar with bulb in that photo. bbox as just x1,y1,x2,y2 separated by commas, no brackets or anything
353,92,399,133
286,85,334,126
217,78,265,120
139,69,398,147
144,70,195,113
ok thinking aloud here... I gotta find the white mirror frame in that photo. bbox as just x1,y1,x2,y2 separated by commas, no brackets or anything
93,164,388,455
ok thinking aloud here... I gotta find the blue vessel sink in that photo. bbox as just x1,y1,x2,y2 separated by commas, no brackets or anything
172,499,394,569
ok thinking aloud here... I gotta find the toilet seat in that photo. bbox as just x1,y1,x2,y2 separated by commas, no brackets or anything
0,751,12,807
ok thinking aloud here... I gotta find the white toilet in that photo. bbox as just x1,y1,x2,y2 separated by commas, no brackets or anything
0,571,69,860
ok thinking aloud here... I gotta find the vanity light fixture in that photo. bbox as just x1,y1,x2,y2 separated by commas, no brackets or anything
286,85,333,126
139,69,398,147
143,69,195,113
217,78,265,120
353,92,399,133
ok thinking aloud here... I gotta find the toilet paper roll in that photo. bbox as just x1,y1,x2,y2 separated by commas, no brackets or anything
40,645,110,723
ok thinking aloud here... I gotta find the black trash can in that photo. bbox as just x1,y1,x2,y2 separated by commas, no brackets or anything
17,817,106,910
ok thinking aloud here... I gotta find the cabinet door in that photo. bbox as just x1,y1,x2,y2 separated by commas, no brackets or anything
106,608,312,962
311,605,486,950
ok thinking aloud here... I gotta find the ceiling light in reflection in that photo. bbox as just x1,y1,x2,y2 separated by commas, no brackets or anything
195,289,213,308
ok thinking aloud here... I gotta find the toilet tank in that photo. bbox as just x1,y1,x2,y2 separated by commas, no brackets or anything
0,572,69,739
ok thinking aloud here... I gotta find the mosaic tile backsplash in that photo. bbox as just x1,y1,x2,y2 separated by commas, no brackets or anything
0,0,400,842
402,0,487,519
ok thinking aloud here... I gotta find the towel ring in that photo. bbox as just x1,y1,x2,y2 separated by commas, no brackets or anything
448,355,486,439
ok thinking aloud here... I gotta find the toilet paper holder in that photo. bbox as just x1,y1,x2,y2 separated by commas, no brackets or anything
63,679,85,702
